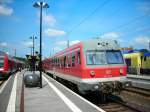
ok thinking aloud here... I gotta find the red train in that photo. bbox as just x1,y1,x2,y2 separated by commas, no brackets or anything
43,39,130,94
0,51,24,80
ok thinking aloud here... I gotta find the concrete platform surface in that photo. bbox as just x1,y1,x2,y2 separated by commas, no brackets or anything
24,71,105,112
0,70,24,112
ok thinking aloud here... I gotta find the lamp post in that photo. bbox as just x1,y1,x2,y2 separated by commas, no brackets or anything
30,36,37,73
30,36,37,57
149,40,150,52
14,48,16,57
33,2,49,88
29,46,33,56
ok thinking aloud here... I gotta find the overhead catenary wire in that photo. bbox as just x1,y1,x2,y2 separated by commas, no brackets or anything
101,13,150,48
67,0,111,36
96,1,129,26
65,0,150,48
102,13,150,35
123,27,150,36
66,0,111,47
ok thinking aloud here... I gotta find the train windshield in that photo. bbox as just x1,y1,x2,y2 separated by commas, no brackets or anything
106,50,124,64
86,51,107,65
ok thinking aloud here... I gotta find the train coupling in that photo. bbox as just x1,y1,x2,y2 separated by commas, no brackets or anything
99,82,114,94
99,81,131,94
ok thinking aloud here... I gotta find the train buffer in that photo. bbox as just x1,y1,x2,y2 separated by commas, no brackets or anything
0,70,105,112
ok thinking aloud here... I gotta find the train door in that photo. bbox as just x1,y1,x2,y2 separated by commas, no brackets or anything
125,58,131,73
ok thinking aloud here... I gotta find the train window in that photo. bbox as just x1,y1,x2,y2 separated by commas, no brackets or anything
64,56,66,67
0,58,4,67
72,53,75,66
68,55,71,67
54,58,56,66
0,62,4,67
86,51,107,65
106,50,124,64
77,51,81,64
57,58,59,66
125,58,131,66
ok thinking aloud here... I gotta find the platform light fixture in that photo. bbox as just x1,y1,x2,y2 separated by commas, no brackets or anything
30,36,37,74
33,2,49,88
30,36,37,57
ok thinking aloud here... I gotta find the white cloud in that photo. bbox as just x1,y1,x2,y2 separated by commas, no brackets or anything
101,32,120,40
6,52,9,54
23,41,33,48
133,36,150,45
44,28,66,37
137,2,150,13
0,5,13,16
0,42,7,47
23,41,46,51
55,41,67,46
37,12,56,26
128,36,150,49
43,12,56,26
53,47,62,52
70,40,80,45
0,0,13,4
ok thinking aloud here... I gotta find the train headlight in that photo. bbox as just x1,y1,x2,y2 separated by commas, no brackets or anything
94,85,99,89
125,83,129,87
120,68,123,74
90,71,95,76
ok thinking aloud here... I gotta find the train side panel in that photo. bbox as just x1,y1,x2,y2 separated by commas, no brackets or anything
0,51,25,80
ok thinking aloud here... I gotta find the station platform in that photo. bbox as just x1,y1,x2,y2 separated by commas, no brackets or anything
127,74,150,90
0,70,105,112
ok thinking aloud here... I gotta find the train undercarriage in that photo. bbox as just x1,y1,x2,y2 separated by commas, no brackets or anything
77,80,131,102
46,71,131,102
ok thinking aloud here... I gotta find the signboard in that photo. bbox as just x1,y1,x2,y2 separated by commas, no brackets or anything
26,55,40,61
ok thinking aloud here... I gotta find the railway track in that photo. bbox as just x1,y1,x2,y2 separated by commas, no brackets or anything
116,87,150,112
0,80,5,87
100,102,137,112
99,95,142,112
81,92,142,112
99,86,150,112
124,87,150,97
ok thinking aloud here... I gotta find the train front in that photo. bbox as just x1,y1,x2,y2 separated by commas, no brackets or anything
80,39,131,94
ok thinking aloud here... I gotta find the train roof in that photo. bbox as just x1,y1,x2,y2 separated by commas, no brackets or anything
144,52,150,57
122,49,149,54
82,39,120,51
123,51,150,58
52,42,82,58
49,39,120,59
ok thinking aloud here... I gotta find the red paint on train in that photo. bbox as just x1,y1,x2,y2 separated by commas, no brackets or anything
0,51,24,79
43,39,130,93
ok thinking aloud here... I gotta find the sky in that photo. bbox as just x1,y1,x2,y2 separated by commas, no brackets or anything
0,0,150,58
